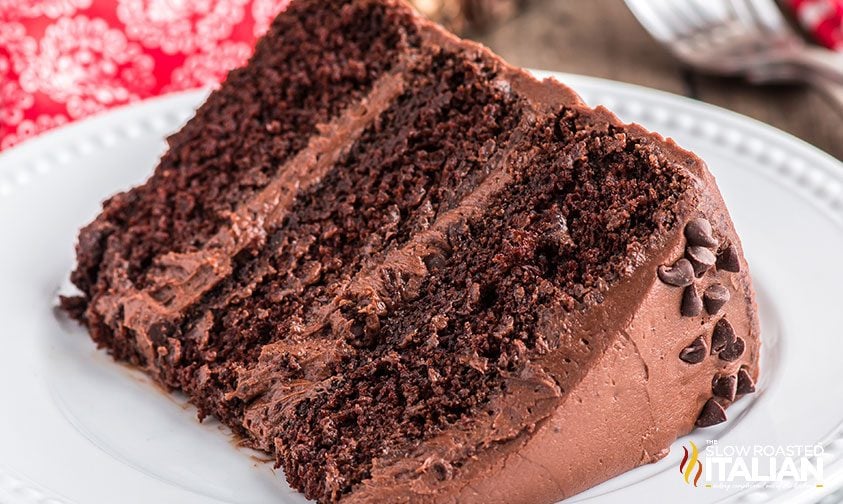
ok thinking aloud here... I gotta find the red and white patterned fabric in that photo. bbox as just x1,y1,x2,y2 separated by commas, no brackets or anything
0,1,840,152
0,0,290,150
790,0,843,50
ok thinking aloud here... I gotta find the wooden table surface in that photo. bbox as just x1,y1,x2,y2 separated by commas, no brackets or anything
474,0,842,161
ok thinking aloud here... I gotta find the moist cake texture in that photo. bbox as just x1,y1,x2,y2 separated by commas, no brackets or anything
62,1,761,502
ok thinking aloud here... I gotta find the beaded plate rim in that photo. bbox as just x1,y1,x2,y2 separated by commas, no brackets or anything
0,71,841,504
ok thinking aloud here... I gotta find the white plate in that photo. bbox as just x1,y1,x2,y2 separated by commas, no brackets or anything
1,71,842,504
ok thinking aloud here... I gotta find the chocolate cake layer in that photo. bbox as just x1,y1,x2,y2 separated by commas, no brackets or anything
64,1,761,503
70,0,419,295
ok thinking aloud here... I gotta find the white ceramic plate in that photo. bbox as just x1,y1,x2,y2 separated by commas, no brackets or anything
1,71,842,504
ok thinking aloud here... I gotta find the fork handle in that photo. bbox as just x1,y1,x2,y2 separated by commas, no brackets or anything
790,47,843,85
806,72,843,116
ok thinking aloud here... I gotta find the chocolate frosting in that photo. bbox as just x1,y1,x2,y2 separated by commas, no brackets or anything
229,67,760,504
92,68,409,371
74,5,760,503
342,160,759,503
334,18,760,504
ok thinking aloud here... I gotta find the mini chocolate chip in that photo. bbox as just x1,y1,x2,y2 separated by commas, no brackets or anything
423,251,447,272
703,284,731,315
680,335,708,364
657,258,695,287
712,374,738,401
717,243,741,273
711,318,735,354
686,246,717,276
685,217,718,248
148,320,174,345
696,398,727,427
681,285,703,317
736,366,756,395
719,336,746,362
431,461,451,481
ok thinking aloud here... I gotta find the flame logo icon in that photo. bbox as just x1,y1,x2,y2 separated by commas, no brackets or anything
679,441,703,487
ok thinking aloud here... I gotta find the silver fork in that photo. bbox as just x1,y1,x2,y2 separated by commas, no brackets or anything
625,0,843,111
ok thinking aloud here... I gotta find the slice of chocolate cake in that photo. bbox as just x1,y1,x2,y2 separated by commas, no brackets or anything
63,1,760,502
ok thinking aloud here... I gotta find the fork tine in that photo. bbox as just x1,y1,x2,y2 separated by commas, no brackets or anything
684,0,718,27
624,0,685,43
726,0,765,35
658,1,715,39
742,0,793,35
686,0,731,28
661,0,708,33
669,0,749,54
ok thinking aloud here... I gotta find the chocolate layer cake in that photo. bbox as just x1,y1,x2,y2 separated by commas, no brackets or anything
63,1,760,502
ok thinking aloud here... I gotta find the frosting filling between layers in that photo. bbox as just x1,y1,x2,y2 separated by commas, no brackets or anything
63,2,761,503
344,163,759,502
68,0,425,375
94,68,410,369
